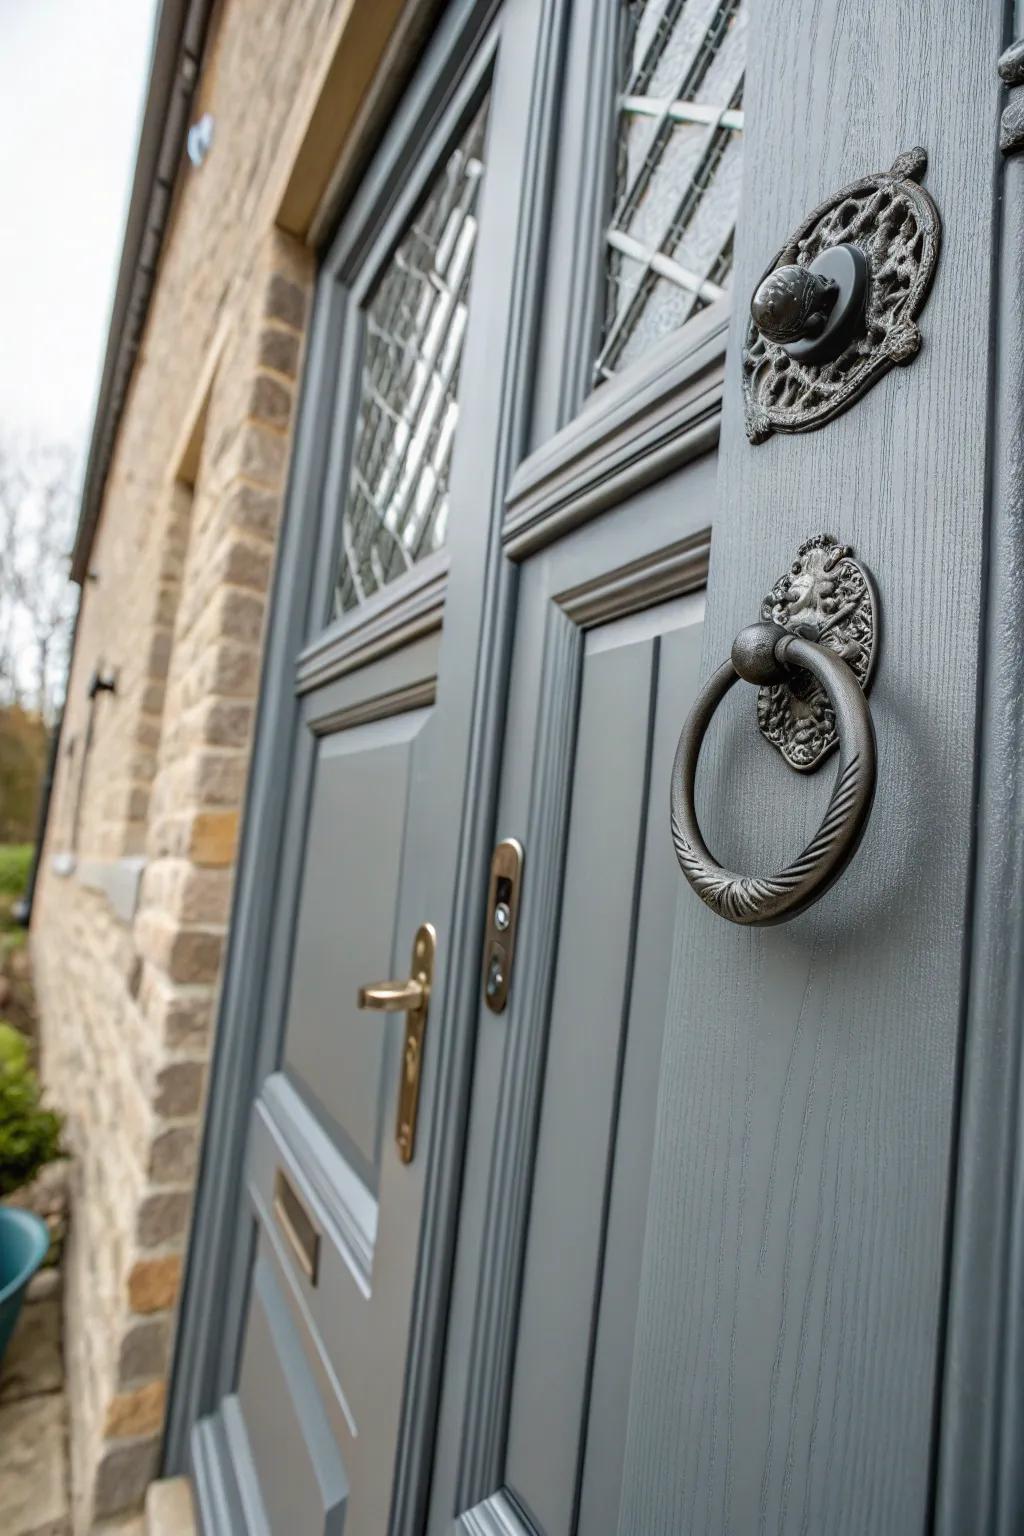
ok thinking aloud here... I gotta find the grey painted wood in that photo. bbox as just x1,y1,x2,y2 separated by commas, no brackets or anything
612,2,1004,1532
576,609,705,1535
504,303,725,559
175,2,1017,1533
503,629,658,1533
236,1253,348,1535
192,1407,255,1536
387,1,579,1527
427,474,715,1534
173,3,576,1531
252,1075,377,1295
935,99,1024,1536
284,709,428,1188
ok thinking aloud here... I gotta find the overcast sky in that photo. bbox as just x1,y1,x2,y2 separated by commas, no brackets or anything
0,0,158,454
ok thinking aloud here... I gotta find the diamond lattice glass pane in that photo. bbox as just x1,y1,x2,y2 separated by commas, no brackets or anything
335,99,489,617
598,0,748,381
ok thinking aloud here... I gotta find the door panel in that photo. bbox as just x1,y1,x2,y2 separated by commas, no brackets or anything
235,1248,348,1536
610,1,1002,1530
284,705,432,1189
505,602,705,1535
428,463,716,1533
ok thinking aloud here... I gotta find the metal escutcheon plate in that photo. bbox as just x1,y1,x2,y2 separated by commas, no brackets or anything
757,534,878,772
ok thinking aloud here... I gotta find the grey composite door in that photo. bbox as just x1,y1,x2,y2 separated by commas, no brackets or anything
425,1,1010,1534
184,4,558,1531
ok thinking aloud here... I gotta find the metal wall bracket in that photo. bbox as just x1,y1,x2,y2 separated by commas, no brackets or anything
742,148,941,443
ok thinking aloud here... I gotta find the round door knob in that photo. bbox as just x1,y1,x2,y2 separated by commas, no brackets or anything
751,265,838,344
750,243,869,364
670,622,876,926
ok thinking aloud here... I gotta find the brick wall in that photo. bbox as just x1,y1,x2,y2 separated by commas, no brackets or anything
27,0,352,1525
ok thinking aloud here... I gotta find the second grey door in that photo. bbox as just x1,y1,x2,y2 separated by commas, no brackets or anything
427,0,1005,1531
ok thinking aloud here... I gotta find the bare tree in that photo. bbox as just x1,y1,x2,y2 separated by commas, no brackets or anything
0,438,79,722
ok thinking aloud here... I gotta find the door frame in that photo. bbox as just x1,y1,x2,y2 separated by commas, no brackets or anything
935,75,1024,1533
163,1,570,1530
164,0,1024,1531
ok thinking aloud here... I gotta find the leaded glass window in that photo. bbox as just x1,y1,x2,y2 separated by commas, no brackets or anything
596,0,748,381
334,99,489,617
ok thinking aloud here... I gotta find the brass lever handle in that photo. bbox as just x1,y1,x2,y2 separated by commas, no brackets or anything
357,977,427,1011
355,924,436,1163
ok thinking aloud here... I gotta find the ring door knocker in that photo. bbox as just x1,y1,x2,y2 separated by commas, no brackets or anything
671,535,878,926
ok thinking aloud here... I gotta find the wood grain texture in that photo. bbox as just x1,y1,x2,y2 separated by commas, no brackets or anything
615,1,1004,1532
502,634,657,1533
391,3,576,1529
503,305,726,559
456,604,582,1506
935,116,1024,1536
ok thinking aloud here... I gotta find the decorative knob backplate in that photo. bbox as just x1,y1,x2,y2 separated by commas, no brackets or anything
742,147,941,443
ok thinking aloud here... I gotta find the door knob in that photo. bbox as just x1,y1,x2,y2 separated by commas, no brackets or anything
670,536,879,926
357,923,436,1163
750,245,866,362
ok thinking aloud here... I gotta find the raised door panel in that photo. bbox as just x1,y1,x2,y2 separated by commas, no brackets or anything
235,1248,348,1535
284,707,431,1189
504,603,705,1536
431,455,716,1535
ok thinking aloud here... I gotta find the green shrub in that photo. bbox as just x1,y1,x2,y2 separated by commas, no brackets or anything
0,845,32,898
0,1023,64,1197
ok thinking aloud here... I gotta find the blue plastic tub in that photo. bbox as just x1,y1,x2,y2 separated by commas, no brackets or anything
0,1207,50,1364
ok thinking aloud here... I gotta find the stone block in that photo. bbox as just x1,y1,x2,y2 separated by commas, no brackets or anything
188,810,239,867
195,698,253,749
148,1127,198,1187
127,1256,181,1315
116,1317,170,1388
145,1476,196,1536
27,1266,62,1303
104,1381,166,1440
257,325,301,379
135,1190,191,1249
153,1060,205,1118
0,1393,68,1535
264,272,307,330
186,749,247,809
247,373,292,430
165,929,223,986
92,1435,160,1521
212,587,264,647
0,1297,63,1402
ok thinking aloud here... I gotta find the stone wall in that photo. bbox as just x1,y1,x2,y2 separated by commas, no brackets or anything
27,0,353,1525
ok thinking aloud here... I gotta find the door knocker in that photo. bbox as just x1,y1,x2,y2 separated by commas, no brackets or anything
671,536,878,925
743,147,941,442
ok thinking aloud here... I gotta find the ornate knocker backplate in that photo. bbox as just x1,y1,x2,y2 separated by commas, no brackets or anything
757,535,877,772
743,147,941,442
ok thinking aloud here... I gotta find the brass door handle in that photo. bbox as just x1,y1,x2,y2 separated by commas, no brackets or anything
356,923,436,1162
357,977,427,1011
